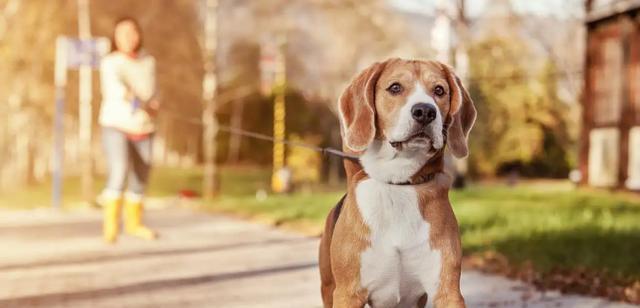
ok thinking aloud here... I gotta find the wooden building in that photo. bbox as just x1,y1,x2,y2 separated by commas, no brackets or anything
581,0,640,189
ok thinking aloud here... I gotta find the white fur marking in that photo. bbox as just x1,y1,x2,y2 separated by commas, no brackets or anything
360,82,445,184
388,82,444,150
356,179,442,307
361,140,430,184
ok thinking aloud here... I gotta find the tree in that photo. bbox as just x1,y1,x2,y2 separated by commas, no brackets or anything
0,0,71,189
468,36,573,177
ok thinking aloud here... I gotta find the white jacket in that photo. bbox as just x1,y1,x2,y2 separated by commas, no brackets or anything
99,51,156,134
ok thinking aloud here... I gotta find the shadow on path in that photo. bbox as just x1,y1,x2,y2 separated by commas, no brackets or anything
0,211,214,240
0,262,318,306
0,237,313,271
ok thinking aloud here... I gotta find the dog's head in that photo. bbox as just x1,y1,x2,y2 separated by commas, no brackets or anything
338,58,476,184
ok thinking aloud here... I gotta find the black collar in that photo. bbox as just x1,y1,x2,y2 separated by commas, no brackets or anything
393,172,438,185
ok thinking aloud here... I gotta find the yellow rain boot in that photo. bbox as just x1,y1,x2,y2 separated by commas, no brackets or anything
124,199,157,240
103,198,122,244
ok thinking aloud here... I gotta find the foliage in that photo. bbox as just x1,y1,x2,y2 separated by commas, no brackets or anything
468,36,574,177
286,134,322,185
213,0,417,166
0,1,72,188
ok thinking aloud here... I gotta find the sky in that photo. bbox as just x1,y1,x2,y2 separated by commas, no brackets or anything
391,0,584,19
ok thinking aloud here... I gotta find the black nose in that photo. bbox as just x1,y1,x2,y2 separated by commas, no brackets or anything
411,103,437,125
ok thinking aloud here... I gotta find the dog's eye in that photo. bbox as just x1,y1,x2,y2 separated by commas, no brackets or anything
386,83,403,95
434,85,446,97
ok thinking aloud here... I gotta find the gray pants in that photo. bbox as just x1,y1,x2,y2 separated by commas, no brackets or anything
101,127,153,201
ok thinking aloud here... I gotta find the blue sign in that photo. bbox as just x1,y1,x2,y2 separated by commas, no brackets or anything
65,38,109,69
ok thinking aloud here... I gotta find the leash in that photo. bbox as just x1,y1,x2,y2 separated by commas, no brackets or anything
160,112,360,162
160,102,456,183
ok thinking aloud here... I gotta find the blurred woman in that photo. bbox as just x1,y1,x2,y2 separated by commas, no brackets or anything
99,17,159,243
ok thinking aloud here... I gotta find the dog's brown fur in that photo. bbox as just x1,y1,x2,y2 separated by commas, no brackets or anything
319,58,476,308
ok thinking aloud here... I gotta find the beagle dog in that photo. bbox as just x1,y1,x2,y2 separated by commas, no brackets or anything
319,58,476,308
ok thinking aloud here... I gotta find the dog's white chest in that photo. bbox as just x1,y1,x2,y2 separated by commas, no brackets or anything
355,179,442,307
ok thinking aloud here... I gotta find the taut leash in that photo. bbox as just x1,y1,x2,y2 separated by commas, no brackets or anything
161,112,360,162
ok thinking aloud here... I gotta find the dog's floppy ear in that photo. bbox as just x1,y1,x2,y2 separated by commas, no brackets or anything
443,65,476,158
338,61,387,152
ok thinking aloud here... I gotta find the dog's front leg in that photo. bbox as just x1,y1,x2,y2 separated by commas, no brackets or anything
330,240,369,308
330,247,369,308
332,286,367,308
328,192,371,308
431,246,465,308
433,282,465,308
330,241,369,307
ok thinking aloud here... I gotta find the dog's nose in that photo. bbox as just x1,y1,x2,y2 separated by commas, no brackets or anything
411,103,437,125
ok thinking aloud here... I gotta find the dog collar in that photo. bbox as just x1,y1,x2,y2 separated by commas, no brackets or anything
393,172,437,185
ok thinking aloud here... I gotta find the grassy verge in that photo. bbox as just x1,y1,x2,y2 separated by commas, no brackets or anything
452,182,640,276
0,166,211,209
199,167,640,303
0,165,280,209
452,182,640,302
3,165,639,302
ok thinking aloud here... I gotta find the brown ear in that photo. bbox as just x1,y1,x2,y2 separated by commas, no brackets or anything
444,66,477,158
338,61,387,152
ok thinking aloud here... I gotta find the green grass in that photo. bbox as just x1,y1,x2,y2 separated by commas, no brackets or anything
199,168,640,283
0,165,274,209
452,183,640,281
0,166,212,209
0,175,89,209
210,191,344,232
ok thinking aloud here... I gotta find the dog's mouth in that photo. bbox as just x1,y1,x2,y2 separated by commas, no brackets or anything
389,131,431,149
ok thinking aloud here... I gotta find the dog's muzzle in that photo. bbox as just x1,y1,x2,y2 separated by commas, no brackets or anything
411,103,437,125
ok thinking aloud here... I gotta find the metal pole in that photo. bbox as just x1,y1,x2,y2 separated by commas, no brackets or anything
202,0,219,197
53,37,68,209
77,0,93,202
270,33,287,192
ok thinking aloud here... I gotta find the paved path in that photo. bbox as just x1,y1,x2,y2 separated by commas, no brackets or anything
0,205,636,308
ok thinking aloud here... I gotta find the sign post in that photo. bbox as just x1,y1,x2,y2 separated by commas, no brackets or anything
52,38,68,209
52,36,110,208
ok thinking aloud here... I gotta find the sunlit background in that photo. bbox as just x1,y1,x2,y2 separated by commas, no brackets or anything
0,0,639,307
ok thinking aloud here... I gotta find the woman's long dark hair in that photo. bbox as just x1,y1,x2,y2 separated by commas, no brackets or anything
110,16,143,53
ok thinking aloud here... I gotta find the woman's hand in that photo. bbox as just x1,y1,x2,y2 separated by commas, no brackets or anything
144,98,160,117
